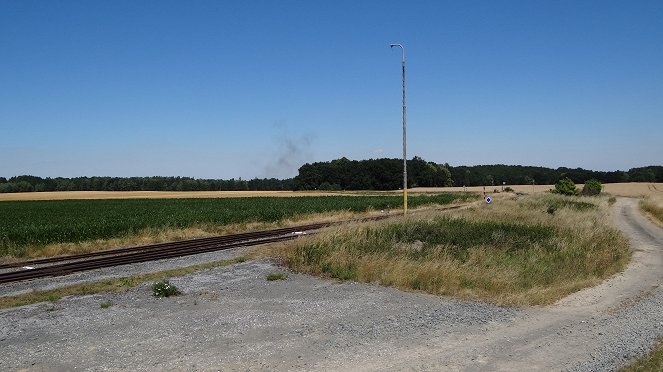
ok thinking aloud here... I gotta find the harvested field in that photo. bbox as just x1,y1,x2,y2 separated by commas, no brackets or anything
603,183,663,198
2,183,661,201
415,182,663,198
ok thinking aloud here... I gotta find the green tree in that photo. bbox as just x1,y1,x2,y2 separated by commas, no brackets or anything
581,179,602,196
552,177,578,196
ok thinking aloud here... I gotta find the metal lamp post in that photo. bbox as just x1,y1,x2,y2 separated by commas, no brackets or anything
390,43,407,215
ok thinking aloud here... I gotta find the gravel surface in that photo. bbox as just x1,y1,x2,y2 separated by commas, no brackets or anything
0,247,253,297
1,197,662,371
0,258,519,371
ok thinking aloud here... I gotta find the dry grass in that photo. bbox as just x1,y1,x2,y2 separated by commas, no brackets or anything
621,338,663,371
413,185,554,194
260,194,631,306
640,195,663,226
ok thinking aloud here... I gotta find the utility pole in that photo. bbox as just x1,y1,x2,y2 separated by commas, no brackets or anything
390,43,407,215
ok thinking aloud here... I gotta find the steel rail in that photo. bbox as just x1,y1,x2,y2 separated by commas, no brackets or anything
0,222,335,270
0,204,465,285
0,215,390,284
0,235,298,284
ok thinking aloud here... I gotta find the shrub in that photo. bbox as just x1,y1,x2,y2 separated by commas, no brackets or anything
581,179,602,196
504,187,514,192
552,178,578,196
152,279,182,298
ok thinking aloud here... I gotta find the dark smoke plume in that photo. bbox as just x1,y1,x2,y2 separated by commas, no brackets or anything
261,123,314,179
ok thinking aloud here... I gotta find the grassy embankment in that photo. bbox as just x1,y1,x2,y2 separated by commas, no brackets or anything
0,193,474,260
264,194,630,306
621,338,663,371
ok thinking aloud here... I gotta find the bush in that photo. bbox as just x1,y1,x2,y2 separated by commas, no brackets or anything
152,279,182,298
504,187,514,192
552,178,578,196
581,179,602,196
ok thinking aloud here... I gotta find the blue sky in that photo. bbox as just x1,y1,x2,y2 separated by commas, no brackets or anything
1,1,662,179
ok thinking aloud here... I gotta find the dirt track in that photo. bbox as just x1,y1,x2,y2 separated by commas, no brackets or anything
1,198,662,371
370,197,663,370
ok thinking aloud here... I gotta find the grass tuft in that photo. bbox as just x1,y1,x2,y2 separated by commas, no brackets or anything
266,272,289,281
100,301,112,308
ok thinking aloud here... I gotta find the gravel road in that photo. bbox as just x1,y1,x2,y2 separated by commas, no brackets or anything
1,197,662,371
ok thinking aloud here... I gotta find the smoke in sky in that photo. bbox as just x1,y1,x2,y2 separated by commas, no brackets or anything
261,123,314,179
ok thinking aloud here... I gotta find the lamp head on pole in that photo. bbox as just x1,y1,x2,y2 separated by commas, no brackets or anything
389,43,404,62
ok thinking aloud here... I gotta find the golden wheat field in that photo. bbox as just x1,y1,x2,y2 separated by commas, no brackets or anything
415,182,663,198
602,183,663,198
0,183,661,202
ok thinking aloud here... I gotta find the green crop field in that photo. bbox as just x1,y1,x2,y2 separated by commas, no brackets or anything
0,193,474,256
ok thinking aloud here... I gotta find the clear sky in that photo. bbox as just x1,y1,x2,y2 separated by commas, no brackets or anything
1,0,662,179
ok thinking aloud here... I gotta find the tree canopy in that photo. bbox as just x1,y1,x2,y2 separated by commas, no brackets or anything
448,165,663,187
1,162,660,193
293,157,453,191
0,176,293,193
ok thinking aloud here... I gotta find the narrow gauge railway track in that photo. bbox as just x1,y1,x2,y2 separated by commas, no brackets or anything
0,216,387,284
0,222,340,270
0,204,466,285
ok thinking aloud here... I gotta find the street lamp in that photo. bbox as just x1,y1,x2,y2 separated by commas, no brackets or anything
390,43,407,215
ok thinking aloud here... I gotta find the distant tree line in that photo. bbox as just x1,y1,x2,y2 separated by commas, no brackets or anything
1,161,661,193
293,157,453,190
448,165,663,187
0,175,294,193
